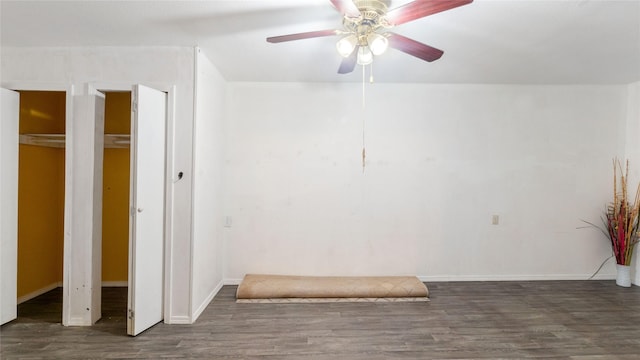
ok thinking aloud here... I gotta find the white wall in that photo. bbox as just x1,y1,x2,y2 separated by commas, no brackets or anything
223,82,628,282
191,49,226,318
2,46,636,318
625,81,640,284
1,47,196,322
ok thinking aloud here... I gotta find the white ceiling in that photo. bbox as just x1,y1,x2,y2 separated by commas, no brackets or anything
1,0,639,84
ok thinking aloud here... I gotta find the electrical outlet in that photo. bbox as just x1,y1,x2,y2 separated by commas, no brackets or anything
492,215,499,225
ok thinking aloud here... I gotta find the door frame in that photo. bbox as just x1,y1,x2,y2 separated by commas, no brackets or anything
1,88,19,325
91,82,176,324
0,82,73,324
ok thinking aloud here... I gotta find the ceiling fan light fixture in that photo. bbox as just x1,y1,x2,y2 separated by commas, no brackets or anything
266,0,474,74
368,33,388,56
336,34,358,57
357,46,373,65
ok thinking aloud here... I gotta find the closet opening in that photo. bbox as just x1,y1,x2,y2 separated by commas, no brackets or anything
99,91,131,330
94,85,167,336
16,90,66,323
5,85,168,332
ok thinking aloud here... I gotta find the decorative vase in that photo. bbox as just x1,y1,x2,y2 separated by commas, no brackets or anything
616,264,631,287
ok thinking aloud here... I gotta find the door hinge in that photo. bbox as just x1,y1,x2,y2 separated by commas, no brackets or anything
128,309,134,320
132,101,138,112
130,206,136,216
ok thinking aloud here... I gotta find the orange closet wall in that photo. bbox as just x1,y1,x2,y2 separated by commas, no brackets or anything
17,91,65,298
102,92,131,283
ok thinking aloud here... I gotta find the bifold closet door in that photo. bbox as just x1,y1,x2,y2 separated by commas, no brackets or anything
127,85,166,336
1,88,19,325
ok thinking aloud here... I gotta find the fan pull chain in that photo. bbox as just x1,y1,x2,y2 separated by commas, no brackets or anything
361,64,366,172
362,63,366,109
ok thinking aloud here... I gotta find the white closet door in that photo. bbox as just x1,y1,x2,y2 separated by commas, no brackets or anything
1,88,19,325
64,89,104,326
127,85,166,336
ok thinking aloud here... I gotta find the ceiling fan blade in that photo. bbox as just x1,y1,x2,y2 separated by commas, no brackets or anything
387,33,444,62
329,0,361,18
267,29,338,43
386,0,473,26
338,46,359,74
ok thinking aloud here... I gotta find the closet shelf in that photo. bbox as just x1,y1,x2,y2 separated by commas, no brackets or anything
19,134,130,149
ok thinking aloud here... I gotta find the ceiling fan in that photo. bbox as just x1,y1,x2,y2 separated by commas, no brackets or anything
267,0,473,74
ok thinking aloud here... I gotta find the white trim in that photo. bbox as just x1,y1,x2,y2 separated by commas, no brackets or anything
89,83,132,92
191,280,223,322
102,281,128,287
18,282,62,304
224,278,243,286
1,82,71,92
90,82,175,93
417,274,617,282
63,85,75,326
187,47,199,322
225,275,619,286
166,315,191,325
86,84,106,97
66,317,90,326
164,85,177,325
0,88,19,325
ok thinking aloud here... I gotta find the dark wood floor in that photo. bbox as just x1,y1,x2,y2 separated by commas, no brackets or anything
1,281,640,359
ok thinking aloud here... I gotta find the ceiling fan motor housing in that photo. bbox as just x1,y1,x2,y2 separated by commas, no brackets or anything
353,0,391,16
344,0,392,45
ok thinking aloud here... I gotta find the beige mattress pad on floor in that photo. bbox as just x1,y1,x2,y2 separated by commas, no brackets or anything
236,274,429,302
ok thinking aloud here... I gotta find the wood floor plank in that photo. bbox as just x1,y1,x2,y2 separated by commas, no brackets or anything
1,281,640,359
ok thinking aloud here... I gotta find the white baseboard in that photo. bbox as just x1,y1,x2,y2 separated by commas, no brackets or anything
17,282,62,304
102,281,127,287
166,315,191,325
224,278,243,285
191,280,224,322
225,274,617,286
417,273,617,282
65,317,92,326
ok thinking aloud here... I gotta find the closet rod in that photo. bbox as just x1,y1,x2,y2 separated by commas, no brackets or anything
19,134,130,149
